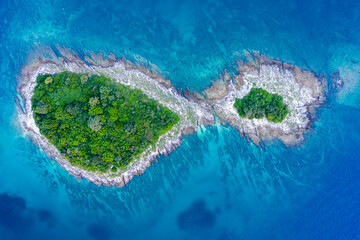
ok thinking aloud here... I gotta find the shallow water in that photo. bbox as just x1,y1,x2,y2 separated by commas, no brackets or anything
0,0,359,239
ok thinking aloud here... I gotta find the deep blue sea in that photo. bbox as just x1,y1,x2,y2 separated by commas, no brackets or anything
0,0,359,239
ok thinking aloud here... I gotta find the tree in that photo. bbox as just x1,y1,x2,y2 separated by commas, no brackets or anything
34,104,49,114
108,107,119,121
88,115,102,131
44,77,53,84
89,97,99,106
80,75,88,84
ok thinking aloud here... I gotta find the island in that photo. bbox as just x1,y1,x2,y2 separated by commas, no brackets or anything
16,48,326,186
17,47,214,187
203,53,326,146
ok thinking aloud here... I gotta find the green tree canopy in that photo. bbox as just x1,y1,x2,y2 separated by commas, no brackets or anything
32,72,180,172
234,88,289,123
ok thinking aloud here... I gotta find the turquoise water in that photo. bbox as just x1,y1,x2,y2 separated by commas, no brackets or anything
1,0,360,239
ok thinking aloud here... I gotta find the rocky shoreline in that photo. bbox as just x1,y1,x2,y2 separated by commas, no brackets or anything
16,48,326,187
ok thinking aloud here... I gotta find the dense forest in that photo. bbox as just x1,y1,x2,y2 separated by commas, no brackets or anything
32,72,180,172
234,88,289,123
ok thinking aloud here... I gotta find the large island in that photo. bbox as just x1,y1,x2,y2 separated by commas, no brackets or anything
17,48,326,186
17,47,214,186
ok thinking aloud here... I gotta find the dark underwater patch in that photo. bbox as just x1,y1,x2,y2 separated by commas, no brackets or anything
0,193,55,235
177,199,216,232
87,223,112,240
0,193,33,232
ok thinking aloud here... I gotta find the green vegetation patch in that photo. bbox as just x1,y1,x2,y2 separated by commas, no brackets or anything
234,88,289,123
32,72,180,172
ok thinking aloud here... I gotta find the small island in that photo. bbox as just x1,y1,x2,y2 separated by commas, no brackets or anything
17,48,326,186
234,88,289,123
204,53,326,146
